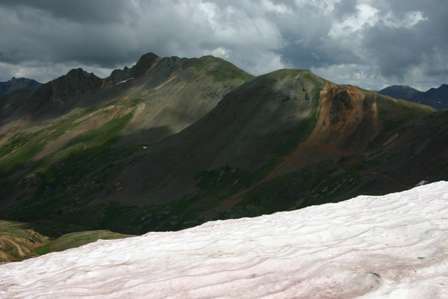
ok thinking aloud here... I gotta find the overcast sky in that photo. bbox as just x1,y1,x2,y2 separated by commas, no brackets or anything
0,0,447,90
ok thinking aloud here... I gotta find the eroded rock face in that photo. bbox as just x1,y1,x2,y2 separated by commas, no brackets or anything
269,83,380,177
313,84,379,150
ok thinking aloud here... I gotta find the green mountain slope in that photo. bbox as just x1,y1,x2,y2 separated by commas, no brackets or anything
0,54,251,185
1,63,438,237
0,220,128,262
0,53,252,234
0,54,444,244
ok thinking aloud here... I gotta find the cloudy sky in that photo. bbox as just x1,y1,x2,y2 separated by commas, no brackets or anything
0,0,446,90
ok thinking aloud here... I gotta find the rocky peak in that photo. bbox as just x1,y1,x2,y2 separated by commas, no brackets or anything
64,68,97,79
45,68,102,100
106,52,160,85
132,52,159,77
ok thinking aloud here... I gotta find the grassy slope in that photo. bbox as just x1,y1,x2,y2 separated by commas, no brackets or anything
28,70,325,233
219,91,435,218
0,65,440,238
0,220,128,263
0,69,324,234
0,220,48,262
34,230,129,256
0,55,252,235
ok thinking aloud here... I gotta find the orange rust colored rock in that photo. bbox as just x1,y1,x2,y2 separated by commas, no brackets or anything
268,83,380,178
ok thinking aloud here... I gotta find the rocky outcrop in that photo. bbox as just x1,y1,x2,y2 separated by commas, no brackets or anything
37,68,103,102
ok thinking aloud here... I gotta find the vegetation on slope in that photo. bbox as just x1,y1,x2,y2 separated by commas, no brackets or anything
0,54,442,243
0,220,47,262
0,53,252,234
0,220,128,263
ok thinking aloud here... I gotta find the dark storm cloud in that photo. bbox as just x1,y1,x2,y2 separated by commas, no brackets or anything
0,0,446,89
360,0,448,87
0,0,133,23
0,1,139,70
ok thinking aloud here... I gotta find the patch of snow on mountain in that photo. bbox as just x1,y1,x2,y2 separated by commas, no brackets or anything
115,77,134,85
1,182,447,298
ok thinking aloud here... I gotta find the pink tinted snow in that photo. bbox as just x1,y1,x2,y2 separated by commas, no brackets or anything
0,182,447,298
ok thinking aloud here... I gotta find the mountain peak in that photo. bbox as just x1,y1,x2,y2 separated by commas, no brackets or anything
381,85,421,92
65,68,96,78
133,52,159,77
105,52,159,84
67,67,84,73
137,52,159,61
380,83,448,109
38,67,103,101
254,68,318,85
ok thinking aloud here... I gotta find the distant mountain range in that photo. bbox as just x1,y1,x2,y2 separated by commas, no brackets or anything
379,84,448,109
1,52,448,262
0,77,40,96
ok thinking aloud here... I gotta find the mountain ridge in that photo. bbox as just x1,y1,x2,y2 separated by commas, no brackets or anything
380,84,448,109
0,77,40,96
0,52,445,242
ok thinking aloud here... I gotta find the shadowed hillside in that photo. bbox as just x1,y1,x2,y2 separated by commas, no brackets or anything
1,58,442,239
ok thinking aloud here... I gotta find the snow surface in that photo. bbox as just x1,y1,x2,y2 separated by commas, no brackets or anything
1,182,448,298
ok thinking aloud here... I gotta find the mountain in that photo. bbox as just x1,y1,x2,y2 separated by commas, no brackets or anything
36,68,103,102
379,85,422,100
0,69,102,122
0,77,40,96
0,52,253,232
425,84,448,107
2,57,443,238
0,53,252,125
106,52,159,83
0,52,252,161
1,181,447,298
380,84,448,109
